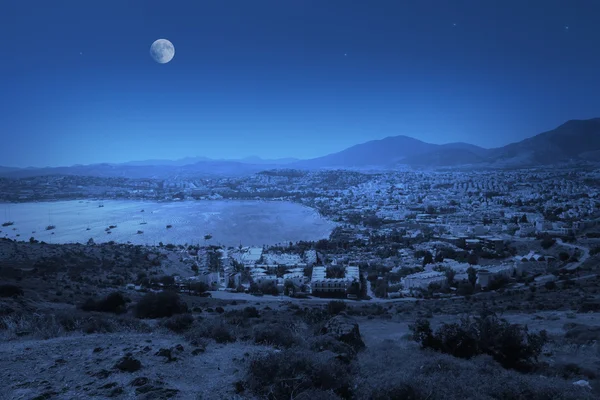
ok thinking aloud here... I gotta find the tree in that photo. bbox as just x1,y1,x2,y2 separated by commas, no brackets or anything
467,253,479,265
158,275,175,286
422,252,434,267
208,250,222,272
445,268,456,287
467,267,478,287
189,281,209,294
540,235,555,249
434,252,444,263
520,214,528,223
283,280,296,296
326,265,346,279
347,280,360,296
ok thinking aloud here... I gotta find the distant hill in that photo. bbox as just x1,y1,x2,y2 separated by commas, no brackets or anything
0,161,273,179
292,136,489,168
122,156,298,167
486,118,600,166
294,118,600,169
292,136,442,168
1,118,598,177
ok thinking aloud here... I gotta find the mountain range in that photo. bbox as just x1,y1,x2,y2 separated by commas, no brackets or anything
1,118,599,178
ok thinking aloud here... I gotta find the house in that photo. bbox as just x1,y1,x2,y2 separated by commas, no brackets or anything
401,271,447,290
310,265,360,294
478,235,505,252
477,263,517,289
535,219,553,233
227,272,241,288
197,271,220,287
515,251,556,274
241,247,263,264
283,272,305,287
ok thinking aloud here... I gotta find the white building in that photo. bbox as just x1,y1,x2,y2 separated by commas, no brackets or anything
311,265,360,294
401,271,447,290
477,263,517,289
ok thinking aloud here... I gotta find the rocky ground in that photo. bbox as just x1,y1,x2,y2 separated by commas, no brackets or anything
1,239,600,399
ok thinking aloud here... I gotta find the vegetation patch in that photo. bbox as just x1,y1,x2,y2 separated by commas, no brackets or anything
135,291,188,319
410,312,548,371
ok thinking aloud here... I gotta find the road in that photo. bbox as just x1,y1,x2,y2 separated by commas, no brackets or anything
556,238,590,271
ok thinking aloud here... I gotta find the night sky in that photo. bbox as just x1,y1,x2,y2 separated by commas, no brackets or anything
2,0,600,167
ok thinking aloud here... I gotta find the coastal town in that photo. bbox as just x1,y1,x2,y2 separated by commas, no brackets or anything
2,166,598,302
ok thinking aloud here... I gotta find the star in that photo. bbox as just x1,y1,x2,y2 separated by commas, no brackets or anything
453,23,457,27
79,52,83,55
344,53,347,56
564,25,569,31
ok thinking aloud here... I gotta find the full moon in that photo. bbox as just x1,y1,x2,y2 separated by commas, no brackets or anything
150,39,175,64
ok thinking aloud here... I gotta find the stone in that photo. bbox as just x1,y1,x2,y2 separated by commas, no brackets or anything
320,314,365,352
113,355,142,372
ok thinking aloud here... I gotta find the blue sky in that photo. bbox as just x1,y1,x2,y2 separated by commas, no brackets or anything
2,0,600,167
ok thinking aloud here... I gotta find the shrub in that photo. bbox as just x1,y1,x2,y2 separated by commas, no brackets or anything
540,236,556,249
253,323,300,348
135,291,188,319
326,265,346,279
356,342,596,400
161,313,194,333
243,306,260,318
210,323,235,343
0,284,24,298
81,292,127,314
259,281,279,296
410,313,548,371
245,349,353,400
544,281,557,290
456,281,474,296
327,300,347,315
188,281,209,294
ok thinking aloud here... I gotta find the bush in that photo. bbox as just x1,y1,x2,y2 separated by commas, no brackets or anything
326,265,346,279
81,292,127,314
161,313,194,333
187,320,235,343
253,323,300,348
243,306,260,318
245,349,353,399
259,281,279,296
188,282,209,294
327,300,347,315
544,281,557,290
0,284,24,298
410,313,548,371
135,291,188,319
541,236,556,250
456,281,474,296
356,342,596,400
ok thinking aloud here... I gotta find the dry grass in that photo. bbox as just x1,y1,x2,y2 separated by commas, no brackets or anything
0,310,151,341
355,341,598,400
